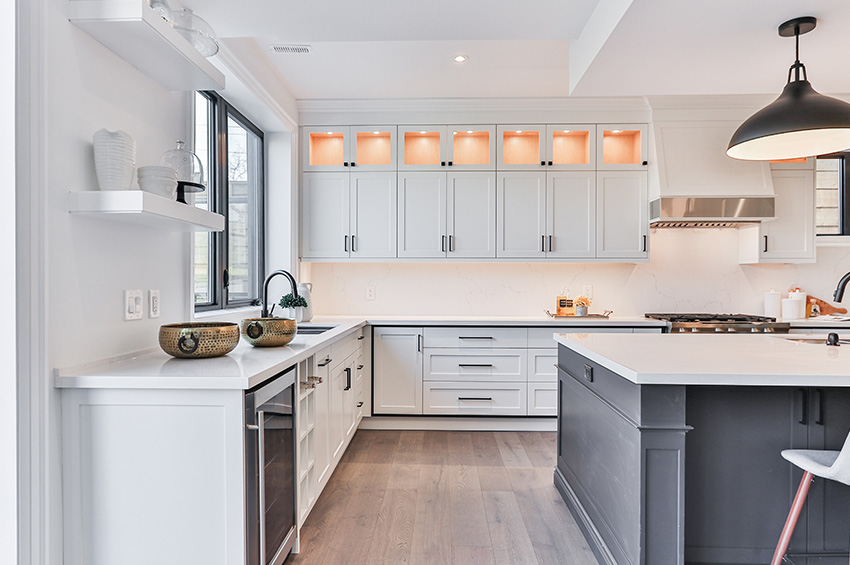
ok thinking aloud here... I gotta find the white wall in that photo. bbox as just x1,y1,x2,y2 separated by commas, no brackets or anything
308,230,850,317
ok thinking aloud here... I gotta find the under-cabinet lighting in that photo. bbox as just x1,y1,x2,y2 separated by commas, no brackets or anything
326,131,334,135
372,130,380,134
419,130,427,134
563,129,571,133
453,54,468,63
611,129,622,134
466,130,474,134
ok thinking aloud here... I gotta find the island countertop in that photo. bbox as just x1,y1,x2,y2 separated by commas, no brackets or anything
555,332,850,386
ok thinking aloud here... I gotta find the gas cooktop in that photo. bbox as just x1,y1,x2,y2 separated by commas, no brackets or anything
645,313,791,333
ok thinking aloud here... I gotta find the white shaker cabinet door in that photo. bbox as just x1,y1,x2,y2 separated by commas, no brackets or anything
447,172,496,258
497,172,547,258
398,172,447,258
596,171,648,259
301,172,350,259
349,172,397,258
548,171,596,258
760,169,816,262
373,327,423,414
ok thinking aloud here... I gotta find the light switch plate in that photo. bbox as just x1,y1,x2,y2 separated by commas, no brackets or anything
365,286,376,301
149,290,160,318
124,289,142,320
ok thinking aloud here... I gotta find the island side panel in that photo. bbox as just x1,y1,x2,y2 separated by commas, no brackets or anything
556,345,688,565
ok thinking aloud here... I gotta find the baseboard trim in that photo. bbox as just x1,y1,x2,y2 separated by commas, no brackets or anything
358,415,557,432
554,467,617,565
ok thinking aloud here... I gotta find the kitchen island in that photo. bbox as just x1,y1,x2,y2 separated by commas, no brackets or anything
554,332,850,565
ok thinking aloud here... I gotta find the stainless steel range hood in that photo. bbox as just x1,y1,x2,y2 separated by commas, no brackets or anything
649,120,775,228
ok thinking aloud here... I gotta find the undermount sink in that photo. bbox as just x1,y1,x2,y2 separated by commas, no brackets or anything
296,324,338,335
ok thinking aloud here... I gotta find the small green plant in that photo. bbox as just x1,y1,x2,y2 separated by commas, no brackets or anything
279,293,307,309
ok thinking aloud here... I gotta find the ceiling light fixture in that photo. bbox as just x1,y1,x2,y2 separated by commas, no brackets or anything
611,129,622,134
466,130,474,134
419,130,427,134
373,130,380,134
515,130,523,134
728,16,850,161
453,54,468,63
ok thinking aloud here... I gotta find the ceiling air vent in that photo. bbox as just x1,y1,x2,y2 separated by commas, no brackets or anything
269,44,312,54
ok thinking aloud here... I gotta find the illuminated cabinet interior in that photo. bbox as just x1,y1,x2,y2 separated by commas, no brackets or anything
597,124,648,170
399,125,495,170
448,127,495,169
303,126,397,171
498,126,544,169
402,128,443,168
354,130,393,166
308,130,346,167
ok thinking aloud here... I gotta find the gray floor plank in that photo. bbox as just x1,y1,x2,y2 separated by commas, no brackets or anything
494,431,534,468
452,545,497,565
366,488,417,565
410,464,453,564
449,464,492,547
483,490,539,565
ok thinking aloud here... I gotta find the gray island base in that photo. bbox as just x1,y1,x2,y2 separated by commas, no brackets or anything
555,335,850,565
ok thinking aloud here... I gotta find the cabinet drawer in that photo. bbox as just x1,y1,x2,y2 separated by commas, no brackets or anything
424,348,527,382
527,349,558,382
423,327,527,348
423,382,526,415
527,326,634,347
527,382,557,416
331,331,364,365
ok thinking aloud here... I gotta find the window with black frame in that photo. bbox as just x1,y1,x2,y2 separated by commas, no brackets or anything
194,91,265,311
816,153,850,236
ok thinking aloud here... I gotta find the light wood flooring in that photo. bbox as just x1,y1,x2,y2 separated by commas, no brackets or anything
287,430,598,565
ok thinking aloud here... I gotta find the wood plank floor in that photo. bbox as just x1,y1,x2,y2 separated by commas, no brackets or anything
287,430,598,565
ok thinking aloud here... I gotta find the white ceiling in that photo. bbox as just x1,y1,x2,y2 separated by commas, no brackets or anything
182,0,850,100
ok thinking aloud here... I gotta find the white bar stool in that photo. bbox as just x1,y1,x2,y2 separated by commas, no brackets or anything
771,431,850,565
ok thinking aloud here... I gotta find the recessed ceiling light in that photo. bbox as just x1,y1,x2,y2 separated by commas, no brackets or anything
419,130,427,134
453,54,469,63
611,129,622,134
326,131,334,135
372,130,380,134
563,129,571,133
515,130,523,134
466,130,474,134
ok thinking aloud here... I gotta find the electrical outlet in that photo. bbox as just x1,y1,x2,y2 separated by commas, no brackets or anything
582,285,593,299
124,289,143,320
149,290,160,318
365,286,376,301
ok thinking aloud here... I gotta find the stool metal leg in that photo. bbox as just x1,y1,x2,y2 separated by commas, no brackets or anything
771,471,814,565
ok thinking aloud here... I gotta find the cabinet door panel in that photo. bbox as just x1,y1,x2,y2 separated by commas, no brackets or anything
373,327,423,414
301,172,350,259
330,362,346,462
312,351,333,488
528,348,558,382
423,348,527,382
350,173,397,258
447,172,495,258
528,383,557,416
548,172,595,258
596,171,648,259
398,173,447,258
761,170,815,261
497,172,546,258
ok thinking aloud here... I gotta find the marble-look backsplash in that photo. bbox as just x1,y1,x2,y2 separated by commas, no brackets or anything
307,229,850,317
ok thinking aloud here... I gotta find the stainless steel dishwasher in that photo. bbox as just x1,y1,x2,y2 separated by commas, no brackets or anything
245,365,296,565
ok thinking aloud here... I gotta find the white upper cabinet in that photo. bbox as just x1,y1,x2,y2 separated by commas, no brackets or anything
548,172,596,258
596,124,648,171
301,172,350,259
446,125,496,170
596,171,648,259
545,125,596,171
399,126,495,171
497,125,546,171
447,172,496,258
398,172,447,257
497,172,547,257
303,126,397,172
302,172,397,259
739,166,816,264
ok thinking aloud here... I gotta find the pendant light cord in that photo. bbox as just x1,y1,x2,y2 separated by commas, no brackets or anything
789,24,807,83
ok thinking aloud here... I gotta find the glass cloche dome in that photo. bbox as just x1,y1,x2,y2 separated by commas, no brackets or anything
160,140,205,203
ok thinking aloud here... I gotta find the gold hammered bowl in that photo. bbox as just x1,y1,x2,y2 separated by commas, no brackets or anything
240,317,297,347
158,322,240,359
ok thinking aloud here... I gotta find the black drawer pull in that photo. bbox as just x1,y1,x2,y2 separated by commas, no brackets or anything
458,397,493,401
357,335,365,340
458,363,493,368
458,336,493,340
357,365,364,370
317,358,332,367
357,402,364,407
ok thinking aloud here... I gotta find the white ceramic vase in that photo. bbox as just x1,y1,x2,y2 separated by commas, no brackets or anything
297,283,313,322
93,129,136,191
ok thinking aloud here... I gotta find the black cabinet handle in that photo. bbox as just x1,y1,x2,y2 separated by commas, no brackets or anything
458,397,492,401
417,334,423,352
816,388,825,425
442,235,446,252
317,357,332,367
350,162,356,167
764,235,768,253
357,364,364,370
642,235,647,252
449,235,454,252
548,160,553,166
344,367,351,391
541,235,545,252
448,161,453,166
458,336,493,340
584,364,594,383
344,235,349,252
458,363,493,368
357,402,364,408
798,388,808,425
351,235,356,252
548,235,553,252
441,161,446,166
357,335,365,341
642,160,648,166
540,160,546,166
343,162,349,167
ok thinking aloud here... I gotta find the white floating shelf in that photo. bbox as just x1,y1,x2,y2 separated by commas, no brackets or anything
69,0,225,91
69,190,225,232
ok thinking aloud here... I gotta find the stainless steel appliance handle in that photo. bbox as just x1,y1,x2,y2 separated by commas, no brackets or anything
257,410,267,563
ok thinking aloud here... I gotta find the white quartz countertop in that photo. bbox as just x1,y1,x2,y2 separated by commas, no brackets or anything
55,320,367,390
555,332,850,386
313,314,667,327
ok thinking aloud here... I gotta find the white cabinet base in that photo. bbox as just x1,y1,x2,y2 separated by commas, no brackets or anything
528,383,558,416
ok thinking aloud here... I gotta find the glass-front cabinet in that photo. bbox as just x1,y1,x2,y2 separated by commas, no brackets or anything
398,126,447,171
446,125,495,170
303,126,397,171
497,125,546,170
596,124,648,170
546,125,595,171
399,125,495,171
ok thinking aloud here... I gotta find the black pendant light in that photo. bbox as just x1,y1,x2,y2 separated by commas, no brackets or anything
727,16,850,161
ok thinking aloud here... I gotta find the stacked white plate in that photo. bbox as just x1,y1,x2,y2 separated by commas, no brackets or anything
138,165,178,198
93,129,136,191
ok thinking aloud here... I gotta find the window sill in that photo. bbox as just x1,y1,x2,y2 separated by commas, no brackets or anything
816,236,850,247
194,305,261,322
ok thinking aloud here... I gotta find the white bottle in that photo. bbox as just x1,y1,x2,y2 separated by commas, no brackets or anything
297,282,313,322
